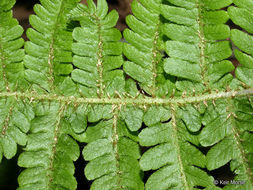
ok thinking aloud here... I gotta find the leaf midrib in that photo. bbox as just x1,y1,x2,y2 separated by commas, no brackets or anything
94,14,105,97
171,104,190,190
196,0,210,90
46,0,65,92
1,105,13,136
0,37,9,92
47,103,66,189
150,24,160,97
111,106,123,189
1,88,252,106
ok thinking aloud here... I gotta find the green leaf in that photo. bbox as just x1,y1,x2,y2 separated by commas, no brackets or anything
88,105,113,122
203,0,232,10
64,104,87,134
0,0,15,11
202,97,253,188
233,0,253,11
203,10,229,24
0,0,253,189
0,3,27,91
140,143,175,170
234,49,253,69
122,106,143,131
123,0,174,97
24,0,78,93
72,1,124,98
96,0,108,19
139,123,171,146
0,98,34,160
18,102,79,190
139,120,216,189
83,119,144,189
200,100,231,146
162,0,232,92
228,7,253,34
236,67,253,87
229,29,253,87
178,104,202,132
231,30,253,57
164,58,202,82
206,136,237,170
165,0,195,9
143,106,171,126
229,5,253,88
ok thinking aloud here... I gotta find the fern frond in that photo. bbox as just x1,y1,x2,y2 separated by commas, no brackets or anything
18,102,80,190
71,0,125,98
123,0,175,97
24,0,79,94
1,0,253,189
0,98,34,162
162,0,233,94
139,115,219,190
199,97,253,189
0,1,34,162
0,0,27,91
193,2,253,188
82,112,144,190
228,0,253,88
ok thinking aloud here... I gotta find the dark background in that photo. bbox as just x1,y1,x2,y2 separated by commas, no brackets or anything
0,0,236,189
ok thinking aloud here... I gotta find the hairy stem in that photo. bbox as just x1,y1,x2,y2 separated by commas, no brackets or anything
196,0,210,89
111,105,123,189
48,103,66,188
95,15,104,97
0,89,252,106
46,0,65,92
0,38,9,91
171,104,190,190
